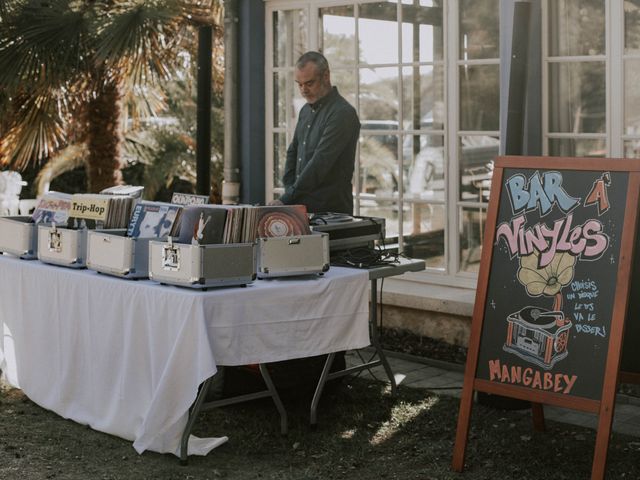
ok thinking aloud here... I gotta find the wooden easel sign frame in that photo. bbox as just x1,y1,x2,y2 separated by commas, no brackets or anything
452,156,640,480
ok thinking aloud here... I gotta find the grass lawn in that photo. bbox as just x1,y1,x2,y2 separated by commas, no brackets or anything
1,377,640,479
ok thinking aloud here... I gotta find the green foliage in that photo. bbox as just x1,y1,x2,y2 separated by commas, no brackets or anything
0,0,223,196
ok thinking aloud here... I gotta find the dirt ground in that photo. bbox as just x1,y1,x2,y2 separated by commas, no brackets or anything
3,370,640,480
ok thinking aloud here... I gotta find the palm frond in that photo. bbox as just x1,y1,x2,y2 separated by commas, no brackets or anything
0,0,91,91
0,90,68,169
94,1,186,85
34,143,88,196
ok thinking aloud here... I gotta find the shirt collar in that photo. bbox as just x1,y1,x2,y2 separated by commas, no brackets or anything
309,86,338,111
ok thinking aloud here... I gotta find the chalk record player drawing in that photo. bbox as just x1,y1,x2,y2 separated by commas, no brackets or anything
503,249,577,370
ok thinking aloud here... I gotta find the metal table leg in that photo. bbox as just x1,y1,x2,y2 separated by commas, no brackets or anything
179,364,288,464
309,278,398,425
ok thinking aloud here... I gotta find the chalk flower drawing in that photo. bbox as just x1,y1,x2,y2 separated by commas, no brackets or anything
517,249,576,297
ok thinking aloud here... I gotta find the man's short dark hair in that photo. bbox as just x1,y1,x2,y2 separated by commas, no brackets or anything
296,51,330,75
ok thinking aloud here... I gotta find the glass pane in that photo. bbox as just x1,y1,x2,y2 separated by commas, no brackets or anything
548,62,606,134
273,10,308,68
359,134,400,197
273,71,305,129
403,203,445,269
625,0,640,53
624,140,640,158
548,0,605,57
319,6,356,67
459,64,499,131
359,2,399,65
403,134,445,201
548,138,606,157
401,1,443,63
625,60,640,134
273,132,288,189
402,65,445,131
459,206,486,273
360,201,400,241
459,0,499,60
330,68,357,110
359,67,399,123
458,135,497,202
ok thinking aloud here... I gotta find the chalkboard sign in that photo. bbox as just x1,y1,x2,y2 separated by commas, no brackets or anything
476,168,627,400
453,156,640,480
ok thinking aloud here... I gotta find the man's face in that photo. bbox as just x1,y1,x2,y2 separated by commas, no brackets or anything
295,62,331,104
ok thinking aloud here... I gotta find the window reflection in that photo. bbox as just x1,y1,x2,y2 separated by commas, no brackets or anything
625,0,640,53
403,203,445,270
548,62,606,134
403,134,445,202
402,65,445,131
459,0,499,60
319,6,356,67
458,135,497,203
359,2,399,65
459,64,500,131
273,10,307,67
359,67,399,123
624,60,640,134
401,1,443,63
548,0,605,57
272,132,287,190
548,138,606,157
459,206,486,273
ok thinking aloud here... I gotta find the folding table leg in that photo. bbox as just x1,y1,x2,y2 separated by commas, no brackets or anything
310,352,336,426
258,364,288,435
180,376,214,465
369,278,397,395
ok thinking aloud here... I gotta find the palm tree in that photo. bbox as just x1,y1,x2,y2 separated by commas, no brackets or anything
0,0,222,193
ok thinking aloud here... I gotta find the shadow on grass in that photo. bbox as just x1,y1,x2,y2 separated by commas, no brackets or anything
2,378,640,479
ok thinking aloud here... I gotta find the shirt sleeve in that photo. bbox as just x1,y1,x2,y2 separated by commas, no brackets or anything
280,106,359,204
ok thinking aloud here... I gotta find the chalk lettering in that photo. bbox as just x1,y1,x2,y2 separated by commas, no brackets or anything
495,214,609,267
488,359,577,394
505,171,580,216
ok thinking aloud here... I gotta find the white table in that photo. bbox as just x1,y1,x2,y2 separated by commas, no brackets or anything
0,255,369,457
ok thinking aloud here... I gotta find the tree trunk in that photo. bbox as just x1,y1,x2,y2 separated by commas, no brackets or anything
85,77,123,192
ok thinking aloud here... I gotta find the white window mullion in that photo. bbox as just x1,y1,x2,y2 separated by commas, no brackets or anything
354,2,361,216
541,0,549,156
609,0,624,157
265,6,275,200
397,1,404,251
447,0,458,276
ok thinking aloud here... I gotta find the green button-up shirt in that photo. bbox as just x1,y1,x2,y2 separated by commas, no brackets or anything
280,87,360,214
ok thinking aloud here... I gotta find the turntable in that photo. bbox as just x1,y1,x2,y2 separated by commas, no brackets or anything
309,213,385,254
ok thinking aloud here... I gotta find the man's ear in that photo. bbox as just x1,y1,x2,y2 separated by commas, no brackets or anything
323,70,331,85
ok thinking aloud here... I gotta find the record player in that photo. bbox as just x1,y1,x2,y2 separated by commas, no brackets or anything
309,213,385,254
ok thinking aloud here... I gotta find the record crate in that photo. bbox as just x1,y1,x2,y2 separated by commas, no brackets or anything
256,231,330,278
37,224,88,268
0,216,38,259
87,229,159,279
148,239,256,289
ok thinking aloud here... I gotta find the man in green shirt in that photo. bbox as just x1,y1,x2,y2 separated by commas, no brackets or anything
273,51,360,215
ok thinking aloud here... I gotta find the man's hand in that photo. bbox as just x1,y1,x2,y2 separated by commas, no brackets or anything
268,199,284,206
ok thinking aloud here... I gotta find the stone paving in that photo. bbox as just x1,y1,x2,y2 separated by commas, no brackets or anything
347,350,640,438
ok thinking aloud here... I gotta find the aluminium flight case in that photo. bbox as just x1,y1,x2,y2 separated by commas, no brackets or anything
256,231,330,278
87,229,159,279
37,224,89,268
148,238,257,289
0,216,38,259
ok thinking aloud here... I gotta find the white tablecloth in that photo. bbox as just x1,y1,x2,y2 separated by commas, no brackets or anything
0,255,369,456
